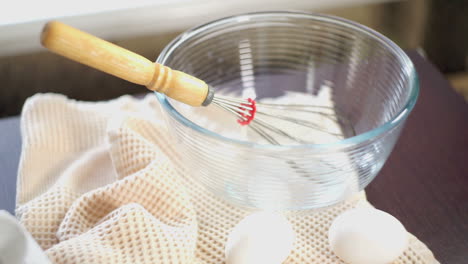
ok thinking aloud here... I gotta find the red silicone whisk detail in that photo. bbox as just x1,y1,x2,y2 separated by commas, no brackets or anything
237,98,256,126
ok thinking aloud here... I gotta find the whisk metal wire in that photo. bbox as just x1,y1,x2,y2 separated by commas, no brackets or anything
211,94,355,145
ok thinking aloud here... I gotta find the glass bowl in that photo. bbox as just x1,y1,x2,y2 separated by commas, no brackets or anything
156,11,418,210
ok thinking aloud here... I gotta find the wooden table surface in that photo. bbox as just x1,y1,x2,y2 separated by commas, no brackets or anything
0,51,467,263
366,52,468,263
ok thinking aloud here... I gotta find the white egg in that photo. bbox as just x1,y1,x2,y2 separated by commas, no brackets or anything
328,207,408,264
225,211,295,264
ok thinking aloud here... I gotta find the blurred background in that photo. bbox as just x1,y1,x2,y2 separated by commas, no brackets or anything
0,0,467,117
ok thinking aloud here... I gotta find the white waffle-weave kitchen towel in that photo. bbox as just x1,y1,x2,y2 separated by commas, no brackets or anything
0,210,51,264
15,93,439,264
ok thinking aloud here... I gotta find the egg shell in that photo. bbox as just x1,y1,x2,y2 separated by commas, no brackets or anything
328,207,408,264
225,211,295,264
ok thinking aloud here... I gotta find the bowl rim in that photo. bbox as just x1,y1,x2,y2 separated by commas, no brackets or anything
155,10,419,150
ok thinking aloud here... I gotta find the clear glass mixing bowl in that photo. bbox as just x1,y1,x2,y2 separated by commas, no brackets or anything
156,11,418,210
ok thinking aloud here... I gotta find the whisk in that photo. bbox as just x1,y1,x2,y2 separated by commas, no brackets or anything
41,21,353,144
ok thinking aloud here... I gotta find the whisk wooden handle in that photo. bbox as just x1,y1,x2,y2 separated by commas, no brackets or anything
40,21,209,106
